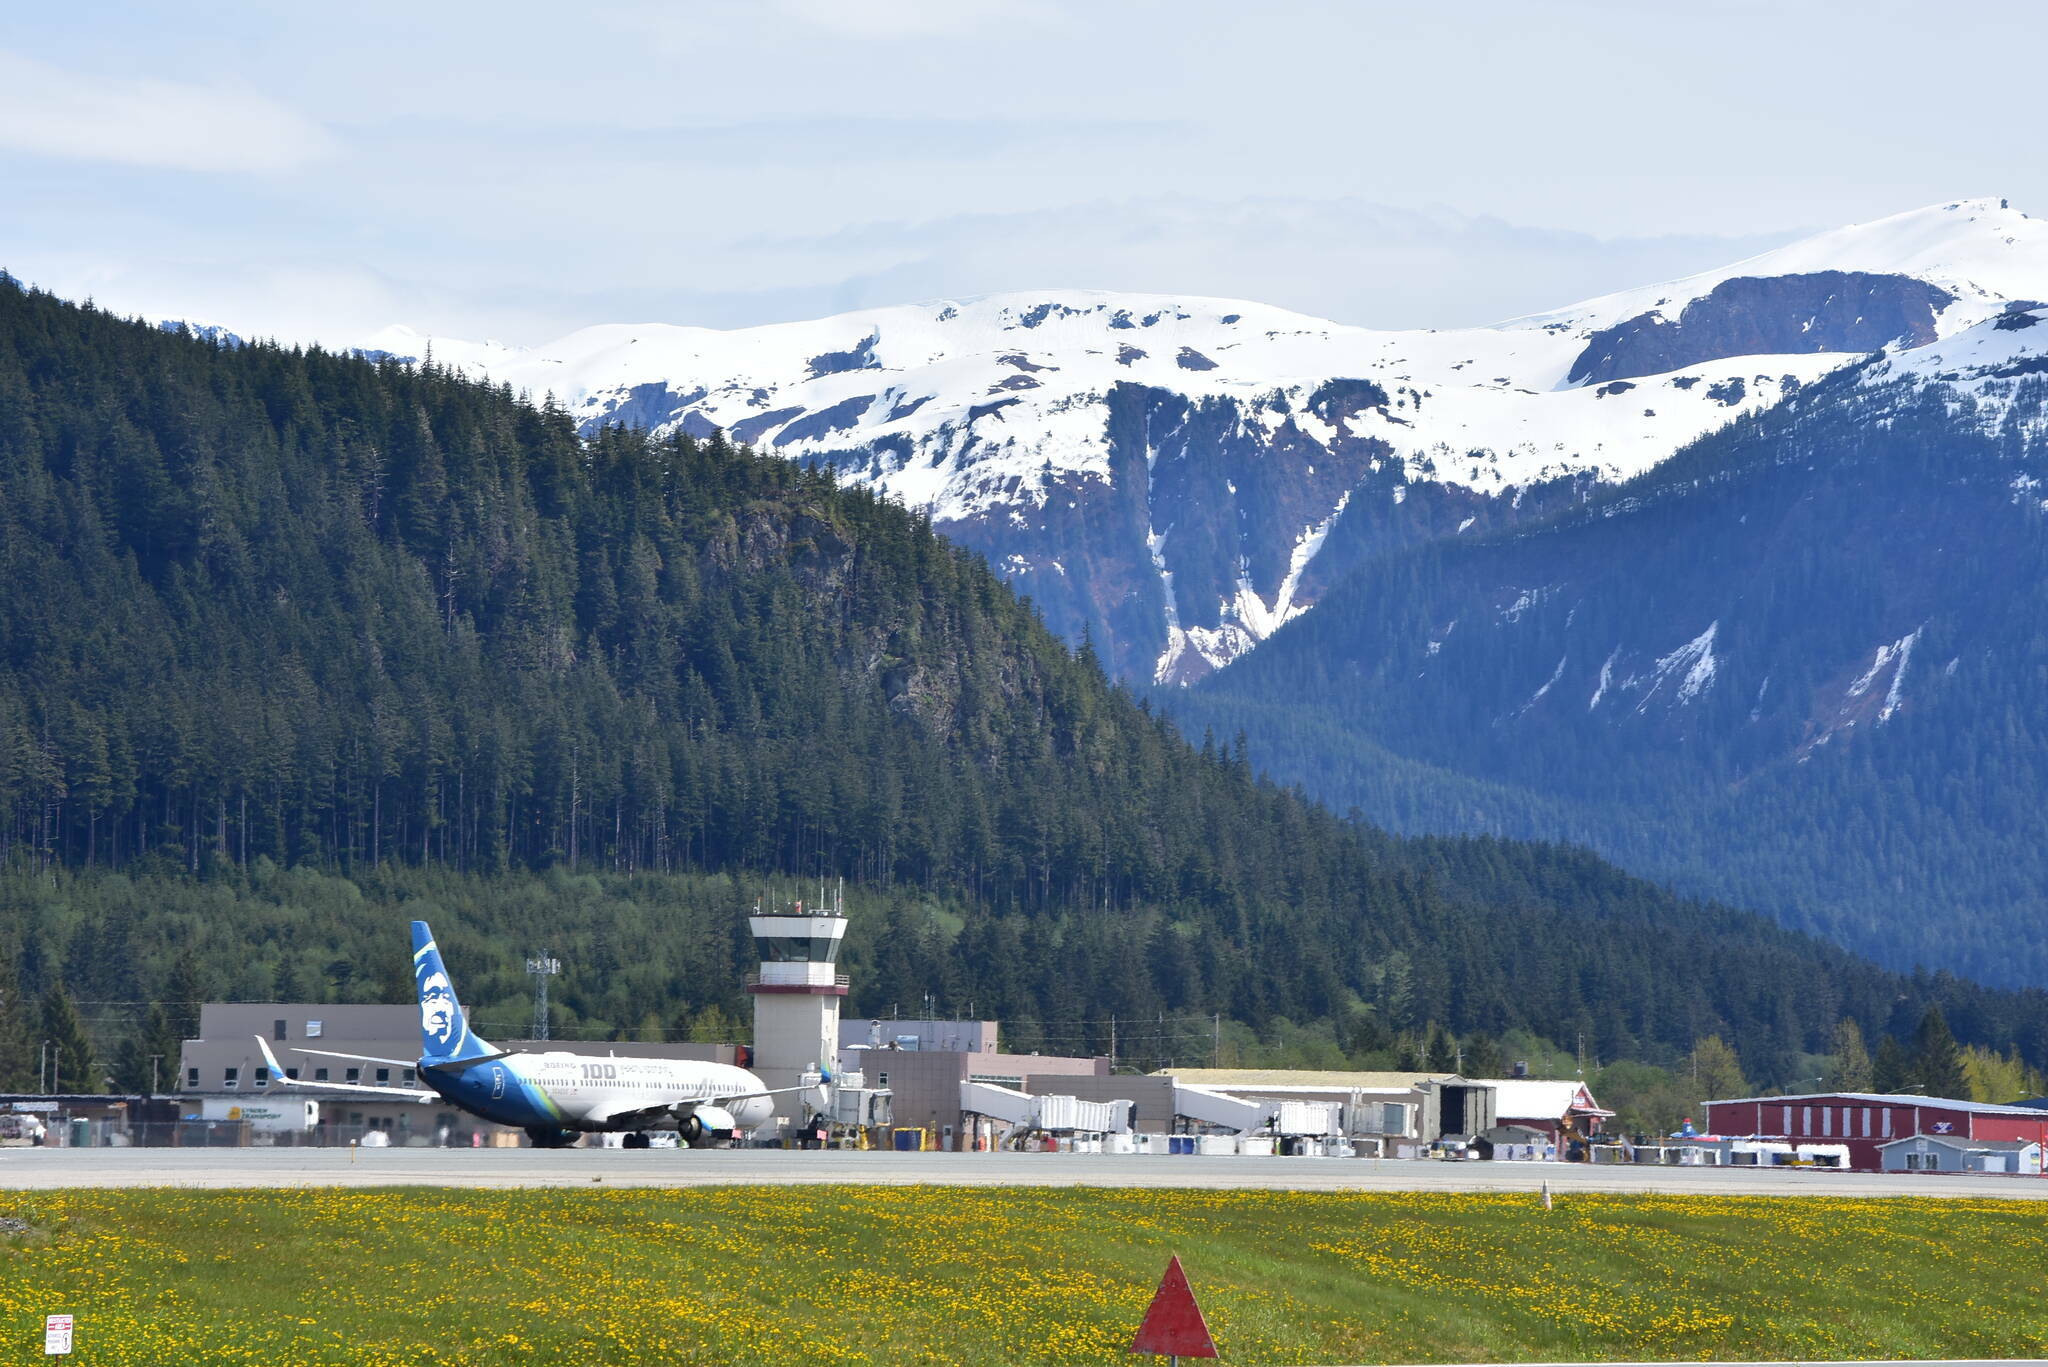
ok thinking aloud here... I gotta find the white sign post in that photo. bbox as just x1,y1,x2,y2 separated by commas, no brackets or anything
44,1313,73,1355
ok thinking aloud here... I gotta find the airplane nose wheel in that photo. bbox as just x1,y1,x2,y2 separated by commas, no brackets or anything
622,1132,651,1150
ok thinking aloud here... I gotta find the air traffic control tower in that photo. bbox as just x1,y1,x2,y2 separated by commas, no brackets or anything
747,887,848,1128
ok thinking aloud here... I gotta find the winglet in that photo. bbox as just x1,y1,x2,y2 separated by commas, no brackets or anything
255,1034,286,1077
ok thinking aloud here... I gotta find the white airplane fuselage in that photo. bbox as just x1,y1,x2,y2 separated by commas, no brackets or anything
429,1051,777,1135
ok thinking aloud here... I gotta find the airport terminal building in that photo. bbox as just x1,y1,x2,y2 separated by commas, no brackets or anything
168,1002,1543,1153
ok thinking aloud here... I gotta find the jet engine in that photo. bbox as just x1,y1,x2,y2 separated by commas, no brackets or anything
678,1105,738,1148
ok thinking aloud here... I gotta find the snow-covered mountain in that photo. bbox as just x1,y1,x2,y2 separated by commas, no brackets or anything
367,198,2048,683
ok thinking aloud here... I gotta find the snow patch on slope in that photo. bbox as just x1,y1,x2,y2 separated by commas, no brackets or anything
356,198,2048,681
1846,625,1923,723
1630,621,1720,712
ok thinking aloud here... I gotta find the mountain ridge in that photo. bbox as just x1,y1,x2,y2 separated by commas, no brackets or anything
13,275,2048,1083
356,199,2048,684
1169,350,2048,987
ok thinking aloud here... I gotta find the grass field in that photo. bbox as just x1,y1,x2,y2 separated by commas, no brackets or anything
1,1186,2043,1365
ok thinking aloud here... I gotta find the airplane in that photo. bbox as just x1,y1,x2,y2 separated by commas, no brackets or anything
256,920,802,1148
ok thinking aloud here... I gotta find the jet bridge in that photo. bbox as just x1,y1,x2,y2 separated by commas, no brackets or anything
960,1081,1131,1141
1170,1082,1277,1135
818,1068,893,1129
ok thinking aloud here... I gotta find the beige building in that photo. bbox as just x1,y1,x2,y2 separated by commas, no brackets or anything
851,1037,1110,1147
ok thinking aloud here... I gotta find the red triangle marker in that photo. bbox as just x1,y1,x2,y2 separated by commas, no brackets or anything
1130,1254,1218,1359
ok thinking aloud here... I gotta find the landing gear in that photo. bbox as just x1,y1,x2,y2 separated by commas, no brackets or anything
622,1131,651,1149
524,1126,577,1149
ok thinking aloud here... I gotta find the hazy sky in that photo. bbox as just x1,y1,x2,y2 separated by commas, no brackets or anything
4,1,2042,346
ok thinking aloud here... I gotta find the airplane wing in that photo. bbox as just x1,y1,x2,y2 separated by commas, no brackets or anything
256,1037,436,1101
291,1046,420,1068
584,1100,694,1129
582,1082,822,1130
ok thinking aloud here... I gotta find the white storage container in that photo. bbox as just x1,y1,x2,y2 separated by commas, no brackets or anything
1275,1100,1338,1136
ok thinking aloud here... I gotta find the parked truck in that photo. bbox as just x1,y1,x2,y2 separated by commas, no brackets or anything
195,1098,320,1132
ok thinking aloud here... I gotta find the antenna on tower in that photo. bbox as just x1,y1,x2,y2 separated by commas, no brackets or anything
526,949,561,1041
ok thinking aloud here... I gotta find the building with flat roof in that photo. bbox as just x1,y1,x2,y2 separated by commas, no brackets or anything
849,1034,1110,1148
839,1019,998,1056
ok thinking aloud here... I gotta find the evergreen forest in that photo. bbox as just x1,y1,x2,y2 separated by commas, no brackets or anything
1,277,2044,1111
1175,368,2048,988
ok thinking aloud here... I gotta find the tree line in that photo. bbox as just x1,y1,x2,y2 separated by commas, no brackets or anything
1,276,2045,1095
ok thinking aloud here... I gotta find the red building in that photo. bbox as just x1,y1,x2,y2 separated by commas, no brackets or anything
1704,1092,2048,1172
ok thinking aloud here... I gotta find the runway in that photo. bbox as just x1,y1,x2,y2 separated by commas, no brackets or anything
6,1146,2048,1195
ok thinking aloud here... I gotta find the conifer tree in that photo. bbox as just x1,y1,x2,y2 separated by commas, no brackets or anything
1912,1005,1969,1100
1827,1018,1873,1092
1872,1033,1914,1093
1462,1032,1506,1079
131,1003,180,1094
161,954,205,1046
40,986,97,1094
0,961,31,1091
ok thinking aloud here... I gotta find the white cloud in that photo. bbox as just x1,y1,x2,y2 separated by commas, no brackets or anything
9,193,1803,350
721,197,1801,332
766,0,1033,37
0,50,334,173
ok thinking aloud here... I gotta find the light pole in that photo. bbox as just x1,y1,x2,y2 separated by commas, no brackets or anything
526,952,561,1042
39,1039,52,1094
150,1054,164,1097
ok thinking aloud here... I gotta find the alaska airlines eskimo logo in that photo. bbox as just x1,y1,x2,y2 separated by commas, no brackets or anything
419,967,458,1048
1932,1120,1955,1134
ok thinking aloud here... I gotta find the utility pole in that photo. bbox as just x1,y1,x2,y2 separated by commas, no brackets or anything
526,951,561,1042
1212,1012,1221,1067
1109,1016,1118,1069
150,1054,163,1097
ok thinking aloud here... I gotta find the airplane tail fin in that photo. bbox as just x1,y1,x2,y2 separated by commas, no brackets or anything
411,920,494,1062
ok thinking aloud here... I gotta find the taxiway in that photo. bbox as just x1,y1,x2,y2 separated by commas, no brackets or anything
5,1147,2047,1196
